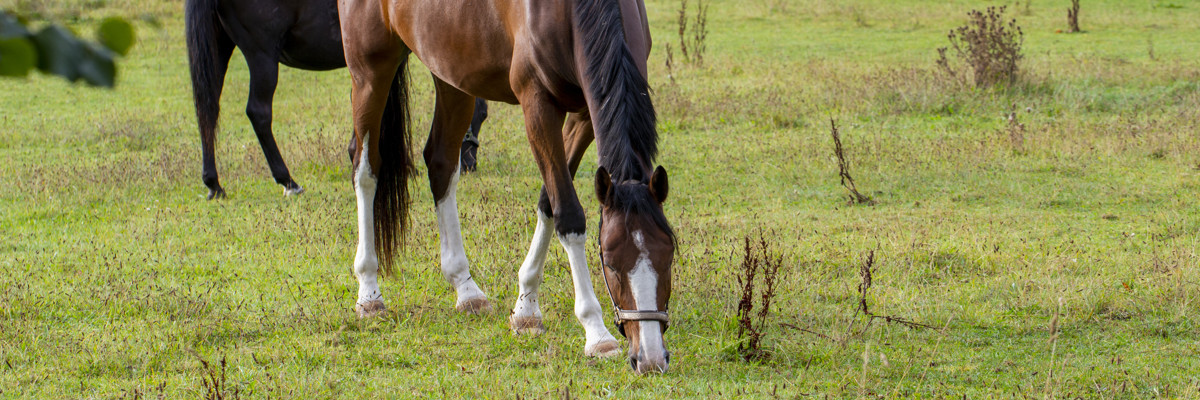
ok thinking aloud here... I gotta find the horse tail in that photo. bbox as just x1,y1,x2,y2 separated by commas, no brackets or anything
373,58,415,276
185,0,224,144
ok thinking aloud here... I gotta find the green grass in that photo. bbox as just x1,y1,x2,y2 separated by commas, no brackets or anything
2,0,1198,398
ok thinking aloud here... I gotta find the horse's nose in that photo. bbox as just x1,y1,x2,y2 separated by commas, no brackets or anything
630,352,669,374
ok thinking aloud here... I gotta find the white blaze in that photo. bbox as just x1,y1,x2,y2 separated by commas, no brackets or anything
629,230,665,363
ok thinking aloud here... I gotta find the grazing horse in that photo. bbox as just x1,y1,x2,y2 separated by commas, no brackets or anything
339,0,676,373
185,0,489,199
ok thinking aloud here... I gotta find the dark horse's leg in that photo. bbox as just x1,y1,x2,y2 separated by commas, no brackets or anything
424,78,491,314
185,0,236,200
459,98,488,173
244,52,304,196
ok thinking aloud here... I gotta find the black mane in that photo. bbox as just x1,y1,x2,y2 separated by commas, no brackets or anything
575,0,674,243
574,0,659,183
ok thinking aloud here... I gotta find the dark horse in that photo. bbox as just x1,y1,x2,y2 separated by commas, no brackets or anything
340,0,676,374
184,0,489,199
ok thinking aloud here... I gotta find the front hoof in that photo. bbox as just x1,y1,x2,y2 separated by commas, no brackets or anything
283,183,305,197
207,187,226,200
585,340,622,358
355,300,387,318
455,297,493,315
509,315,546,335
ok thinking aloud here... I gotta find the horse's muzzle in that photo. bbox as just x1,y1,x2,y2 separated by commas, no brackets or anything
630,350,670,374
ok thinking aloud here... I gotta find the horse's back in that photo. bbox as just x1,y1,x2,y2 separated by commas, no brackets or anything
217,0,345,70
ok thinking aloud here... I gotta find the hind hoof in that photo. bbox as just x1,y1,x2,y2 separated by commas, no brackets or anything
585,340,622,358
456,297,492,314
283,183,305,197
355,300,387,318
509,316,546,335
207,187,226,200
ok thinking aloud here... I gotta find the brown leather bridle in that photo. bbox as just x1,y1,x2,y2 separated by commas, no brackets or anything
597,203,669,337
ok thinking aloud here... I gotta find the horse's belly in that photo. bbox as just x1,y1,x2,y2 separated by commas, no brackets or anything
388,0,520,102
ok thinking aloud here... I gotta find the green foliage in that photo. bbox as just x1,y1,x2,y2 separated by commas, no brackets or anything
0,10,135,87
97,17,134,56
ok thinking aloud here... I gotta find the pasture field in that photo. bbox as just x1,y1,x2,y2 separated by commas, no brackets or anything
2,0,1199,398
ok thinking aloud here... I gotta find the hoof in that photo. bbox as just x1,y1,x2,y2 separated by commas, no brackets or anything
283,183,305,197
455,297,493,314
355,300,387,318
207,187,226,200
509,315,546,335
585,340,622,358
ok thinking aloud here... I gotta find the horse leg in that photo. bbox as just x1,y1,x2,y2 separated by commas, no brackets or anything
563,111,596,176
244,53,304,196
512,111,594,335
423,78,491,314
340,0,407,318
459,98,487,172
518,93,619,357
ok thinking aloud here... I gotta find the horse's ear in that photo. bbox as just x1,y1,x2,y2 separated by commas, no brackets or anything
650,165,669,204
595,167,613,204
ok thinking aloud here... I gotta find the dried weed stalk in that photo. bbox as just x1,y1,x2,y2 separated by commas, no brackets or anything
1043,297,1064,399
1067,0,1081,33
197,354,242,400
854,251,940,331
676,0,710,66
1006,103,1027,153
664,43,677,85
936,6,1025,87
736,233,784,361
830,119,874,206
781,251,942,346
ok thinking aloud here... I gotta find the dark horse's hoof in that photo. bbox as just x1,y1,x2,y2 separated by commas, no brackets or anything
207,187,226,200
460,142,478,173
283,182,305,197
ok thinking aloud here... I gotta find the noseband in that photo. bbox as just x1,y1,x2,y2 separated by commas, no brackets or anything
597,197,669,336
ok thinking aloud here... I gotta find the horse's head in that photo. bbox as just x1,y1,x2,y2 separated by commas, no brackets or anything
594,166,675,374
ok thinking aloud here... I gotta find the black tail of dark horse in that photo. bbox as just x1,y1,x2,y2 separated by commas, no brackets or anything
185,0,219,135
370,59,415,276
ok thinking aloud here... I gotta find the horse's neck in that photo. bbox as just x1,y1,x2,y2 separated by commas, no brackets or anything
613,0,651,77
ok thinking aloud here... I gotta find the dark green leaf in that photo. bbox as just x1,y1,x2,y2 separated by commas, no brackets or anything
0,37,37,77
97,17,134,56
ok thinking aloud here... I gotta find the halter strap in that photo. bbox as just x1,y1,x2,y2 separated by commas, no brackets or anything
598,258,670,330
597,202,669,332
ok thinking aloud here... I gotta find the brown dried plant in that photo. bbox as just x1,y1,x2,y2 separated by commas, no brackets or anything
830,119,874,205
1067,0,1082,33
735,233,784,361
936,6,1025,87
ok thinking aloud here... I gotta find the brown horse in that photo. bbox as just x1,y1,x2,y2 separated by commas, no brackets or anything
339,0,676,374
